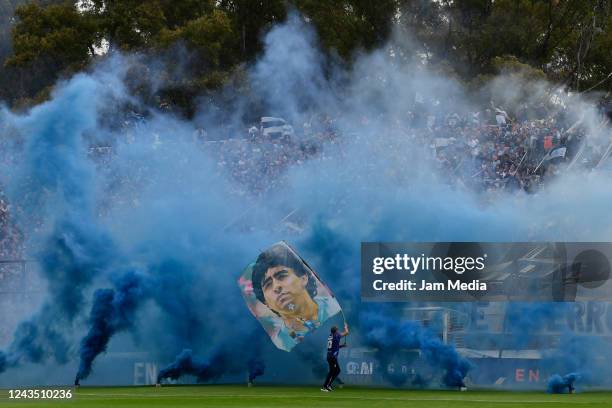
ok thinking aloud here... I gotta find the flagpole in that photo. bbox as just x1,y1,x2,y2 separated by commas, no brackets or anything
533,154,548,173
596,139,612,168
511,151,527,176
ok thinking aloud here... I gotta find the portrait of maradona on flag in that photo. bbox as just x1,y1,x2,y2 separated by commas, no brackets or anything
238,241,342,352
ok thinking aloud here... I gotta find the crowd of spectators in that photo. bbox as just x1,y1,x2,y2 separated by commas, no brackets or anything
0,194,26,345
208,103,610,197
0,196,23,260
1,101,610,263
423,110,586,193
0,98,609,346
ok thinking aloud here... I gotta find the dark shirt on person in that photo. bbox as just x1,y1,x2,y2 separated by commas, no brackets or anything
327,332,341,357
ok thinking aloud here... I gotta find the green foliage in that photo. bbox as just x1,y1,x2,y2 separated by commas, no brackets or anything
296,0,397,59
491,55,547,82
157,9,234,68
1,0,611,110
426,0,612,90
217,0,286,60
7,2,96,68
84,0,166,49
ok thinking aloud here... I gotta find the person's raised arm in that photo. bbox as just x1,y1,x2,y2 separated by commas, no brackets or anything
341,323,349,337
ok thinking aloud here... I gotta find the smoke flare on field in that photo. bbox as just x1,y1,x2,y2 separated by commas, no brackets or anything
247,358,265,383
548,372,580,394
156,349,227,383
75,271,148,382
361,311,470,387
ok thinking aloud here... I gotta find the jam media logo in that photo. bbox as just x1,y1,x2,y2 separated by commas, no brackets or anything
431,242,612,301
361,242,612,302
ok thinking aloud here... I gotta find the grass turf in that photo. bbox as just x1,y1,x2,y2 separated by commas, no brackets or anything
1,385,611,408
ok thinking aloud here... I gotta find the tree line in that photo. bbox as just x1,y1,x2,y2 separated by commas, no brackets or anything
0,0,610,114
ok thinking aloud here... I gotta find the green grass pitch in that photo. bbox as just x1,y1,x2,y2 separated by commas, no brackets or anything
1,385,611,408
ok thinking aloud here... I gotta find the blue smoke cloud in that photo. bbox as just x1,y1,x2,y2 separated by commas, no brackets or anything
157,349,227,383
0,72,125,377
0,12,610,392
76,270,148,383
41,221,117,320
249,13,335,123
361,310,470,387
547,372,580,393
247,358,265,383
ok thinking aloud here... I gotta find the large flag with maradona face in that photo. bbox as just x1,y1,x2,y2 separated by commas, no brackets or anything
238,241,342,351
